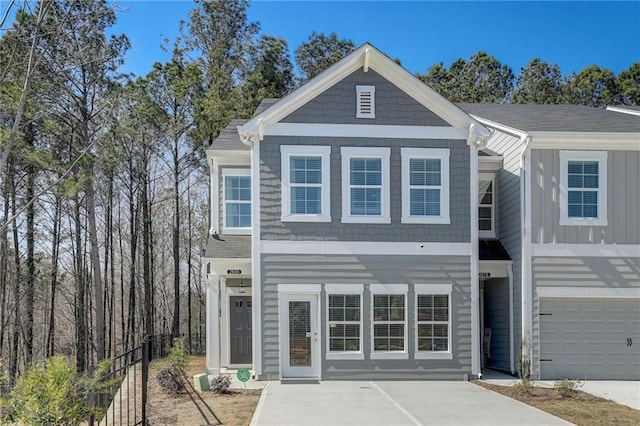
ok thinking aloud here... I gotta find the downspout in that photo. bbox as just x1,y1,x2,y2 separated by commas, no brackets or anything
519,135,533,377
508,262,515,375
209,156,219,236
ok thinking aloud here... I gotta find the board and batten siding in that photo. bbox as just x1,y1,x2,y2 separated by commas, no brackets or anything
259,254,472,380
260,136,470,242
485,130,525,359
531,255,640,378
531,149,640,244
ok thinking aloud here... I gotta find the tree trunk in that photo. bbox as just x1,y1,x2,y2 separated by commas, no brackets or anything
24,126,36,367
172,146,180,339
85,175,105,363
46,195,61,357
74,197,86,374
9,164,21,387
187,179,193,353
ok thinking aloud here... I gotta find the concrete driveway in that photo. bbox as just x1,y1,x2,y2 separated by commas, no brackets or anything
250,381,570,426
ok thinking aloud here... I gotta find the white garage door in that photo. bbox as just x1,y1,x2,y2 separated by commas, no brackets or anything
539,298,640,380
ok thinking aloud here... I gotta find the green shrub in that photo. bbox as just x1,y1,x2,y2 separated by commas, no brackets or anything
5,356,86,425
209,374,231,394
168,337,189,374
515,338,534,395
554,377,582,398
156,367,185,397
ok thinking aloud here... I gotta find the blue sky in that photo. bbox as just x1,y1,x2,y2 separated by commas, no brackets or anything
8,1,640,77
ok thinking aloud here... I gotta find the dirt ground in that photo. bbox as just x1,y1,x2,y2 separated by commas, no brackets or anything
146,356,261,426
474,381,640,426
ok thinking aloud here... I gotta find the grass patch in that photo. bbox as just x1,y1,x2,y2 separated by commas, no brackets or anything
474,381,640,426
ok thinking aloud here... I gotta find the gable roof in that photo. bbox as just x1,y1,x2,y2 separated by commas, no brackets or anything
239,43,489,144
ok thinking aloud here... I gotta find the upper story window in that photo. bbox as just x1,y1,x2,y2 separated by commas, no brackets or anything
356,85,375,118
559,151,608,226
401,148,450,224
222,168,251,234
479,174,495,238
281,145,331,222
341,147,390,223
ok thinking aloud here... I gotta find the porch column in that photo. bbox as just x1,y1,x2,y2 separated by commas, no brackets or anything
206,270,221,375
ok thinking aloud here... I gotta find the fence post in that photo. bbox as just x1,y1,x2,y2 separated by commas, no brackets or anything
141,336,149,426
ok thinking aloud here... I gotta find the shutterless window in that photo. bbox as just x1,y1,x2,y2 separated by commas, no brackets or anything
350,157,382,216
372,294,405,352
223,172,251,230
409,158,442,216
328,294,361,352
567,160,599,218
478,178,494,235
290,156,322,214
417,294,449,352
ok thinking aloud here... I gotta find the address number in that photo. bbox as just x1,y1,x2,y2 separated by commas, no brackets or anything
227,269,242,275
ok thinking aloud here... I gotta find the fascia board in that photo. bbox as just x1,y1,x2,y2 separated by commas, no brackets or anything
240,43,489,140
470,115,528,139
529,132,640,150
368,53,489,136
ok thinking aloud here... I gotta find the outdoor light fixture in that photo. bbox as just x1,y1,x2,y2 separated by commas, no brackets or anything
239,277,246,294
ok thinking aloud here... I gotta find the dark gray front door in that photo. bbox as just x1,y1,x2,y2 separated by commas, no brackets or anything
230,296,252,364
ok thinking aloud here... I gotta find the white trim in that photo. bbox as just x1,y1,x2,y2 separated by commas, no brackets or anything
469,143,480,376
250,141,262,377
264,123,467,140
470,115,528,139
414,284,453,360
530,132,640,150
278,292,321,379
537,286,640,298
325,284,365,360
478,172,496,238
522,137,533,376
278,284,322,293
532,243,640,258
341,147,391,224
210,160,219,235
223,283,253,368
401,148,451,224
205,271,221,375
221,168,252,235
261,241,470,256
356,85,376,118
239,43,489,143
280,145,331,223
507,263,515,375
559,150,608,226
606,105,640,117
370,286,409,360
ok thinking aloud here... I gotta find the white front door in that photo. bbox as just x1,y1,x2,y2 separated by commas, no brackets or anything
281,294,319,378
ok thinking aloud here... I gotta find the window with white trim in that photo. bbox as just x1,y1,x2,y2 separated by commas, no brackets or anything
478,174,495,238
281,145,331,222
401,148,450,224
559,151,607,226
341,147,390,223
356,85,375,118
371,284,407,359
415,284,452,360
222,168,251,234
326,284,364,360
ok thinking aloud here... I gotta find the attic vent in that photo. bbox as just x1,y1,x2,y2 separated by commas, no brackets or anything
356,85,375,118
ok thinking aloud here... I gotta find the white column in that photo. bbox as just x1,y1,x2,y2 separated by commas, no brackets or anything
469,143,480,376
206,270,220,375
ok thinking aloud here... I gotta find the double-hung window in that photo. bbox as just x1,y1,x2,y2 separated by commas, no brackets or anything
371,284,408,360
478,174,495,238
341,147,390,223
401,148,450,224
559,151,607,226
326,284,364,360
281,145,331,222
222,168,251,234
415,284,452,359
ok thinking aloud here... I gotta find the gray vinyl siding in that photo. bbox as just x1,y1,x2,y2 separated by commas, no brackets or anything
260,137,470,242
531,149,640,244
483,278,511,372
531,255,640,378
282,69,449,126
484,130,524,363
260,254,472,380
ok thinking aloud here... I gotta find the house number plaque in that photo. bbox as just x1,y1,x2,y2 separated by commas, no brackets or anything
227,269,242,275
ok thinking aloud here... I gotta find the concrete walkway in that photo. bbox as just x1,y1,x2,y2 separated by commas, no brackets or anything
250,380,570,426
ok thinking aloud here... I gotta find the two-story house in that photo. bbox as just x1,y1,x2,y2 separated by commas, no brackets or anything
202,43,639,381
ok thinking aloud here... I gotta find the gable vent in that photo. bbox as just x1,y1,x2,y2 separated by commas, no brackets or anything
356,85,375,118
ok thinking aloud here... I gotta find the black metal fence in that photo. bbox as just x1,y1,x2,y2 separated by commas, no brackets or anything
89,337,150,426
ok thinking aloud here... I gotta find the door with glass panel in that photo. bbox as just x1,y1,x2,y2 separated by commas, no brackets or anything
281,294,319,378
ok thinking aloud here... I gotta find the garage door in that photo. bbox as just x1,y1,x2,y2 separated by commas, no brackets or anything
539,298,640,380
